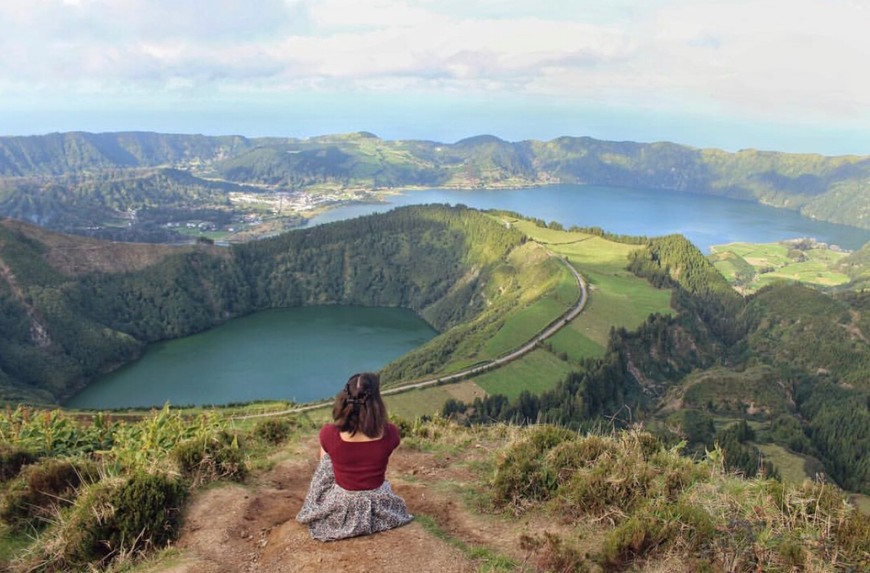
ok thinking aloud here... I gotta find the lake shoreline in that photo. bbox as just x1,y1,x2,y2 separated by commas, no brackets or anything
306,184,870,253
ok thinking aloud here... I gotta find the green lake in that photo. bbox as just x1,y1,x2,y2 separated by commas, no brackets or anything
65,306,437,409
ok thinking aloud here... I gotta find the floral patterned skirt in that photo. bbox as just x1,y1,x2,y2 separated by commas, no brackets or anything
295,454,413,541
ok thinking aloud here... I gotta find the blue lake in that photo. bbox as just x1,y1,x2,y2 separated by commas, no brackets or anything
310,185,870,253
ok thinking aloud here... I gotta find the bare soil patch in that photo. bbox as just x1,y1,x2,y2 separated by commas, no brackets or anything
157,437,524,572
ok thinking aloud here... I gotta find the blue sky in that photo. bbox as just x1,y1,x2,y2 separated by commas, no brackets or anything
1,0,867,154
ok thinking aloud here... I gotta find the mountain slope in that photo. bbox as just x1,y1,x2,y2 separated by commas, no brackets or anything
0,132,252,175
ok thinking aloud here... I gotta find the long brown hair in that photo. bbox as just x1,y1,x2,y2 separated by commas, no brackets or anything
332,372,387,438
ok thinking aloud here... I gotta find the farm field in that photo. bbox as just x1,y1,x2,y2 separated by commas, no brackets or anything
397,218,674,408
709,241,851,292
472,348,573,400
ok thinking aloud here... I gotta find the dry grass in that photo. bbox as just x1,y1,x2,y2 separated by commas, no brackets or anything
481,424,869,572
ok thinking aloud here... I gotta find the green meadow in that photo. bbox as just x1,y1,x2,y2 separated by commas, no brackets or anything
710,241,851,292
386,218,674,418
512,220,673,346
751,442,870,515
385,385,458,420
756,443,817,485
472,348,573,399
482,261,577,358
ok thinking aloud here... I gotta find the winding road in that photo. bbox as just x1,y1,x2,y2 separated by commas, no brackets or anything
234,251,587,419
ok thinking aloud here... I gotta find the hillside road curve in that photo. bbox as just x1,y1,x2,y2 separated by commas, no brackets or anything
235,251,587,419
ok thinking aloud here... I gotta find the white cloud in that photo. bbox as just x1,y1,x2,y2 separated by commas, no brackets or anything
635,0,870,119
307,0,434,30
0,0,866,138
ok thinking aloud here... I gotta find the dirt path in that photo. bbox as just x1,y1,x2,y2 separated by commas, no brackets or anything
153,437,550,573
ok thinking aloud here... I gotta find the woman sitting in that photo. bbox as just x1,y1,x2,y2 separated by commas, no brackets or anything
296,372,413,541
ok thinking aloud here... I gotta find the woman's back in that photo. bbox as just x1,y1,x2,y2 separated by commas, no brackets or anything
319,422,400,490
296,372,413,541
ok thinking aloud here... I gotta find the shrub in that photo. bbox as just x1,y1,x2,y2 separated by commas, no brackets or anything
545,434,618,475
492,425,576,508
648,449,710,501
106,405,230,473
16,472,188,571
833,509,870,564
601,499,717,567
557,451,657,519
392,415,414,437
0,445,38,482
253,418,295,444
601,512,670,567
172,430,246,486
0,457,98,528
520,531,592,573
494,429,678,517
624,431,662,461
110,472,188,551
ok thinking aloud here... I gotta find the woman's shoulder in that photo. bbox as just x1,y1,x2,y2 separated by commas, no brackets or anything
319,423,340,442
384,422,401,443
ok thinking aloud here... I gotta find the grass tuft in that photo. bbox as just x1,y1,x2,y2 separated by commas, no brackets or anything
483,423,869,571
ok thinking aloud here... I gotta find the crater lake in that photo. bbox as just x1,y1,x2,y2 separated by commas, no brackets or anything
65,306,437,409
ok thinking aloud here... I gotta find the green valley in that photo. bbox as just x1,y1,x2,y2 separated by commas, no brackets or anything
438,227,868,499
1,205,558,405
0,131,868,245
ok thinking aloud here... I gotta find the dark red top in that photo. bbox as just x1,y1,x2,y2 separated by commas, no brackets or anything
319,422,401,491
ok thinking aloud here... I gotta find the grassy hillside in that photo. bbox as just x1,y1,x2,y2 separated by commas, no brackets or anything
744,284,869,388
442,226,869,495
386,218,673,418
834,241,870,290
389,219,866,490
2,198,867,501
0,132,252,176
1,205,868,571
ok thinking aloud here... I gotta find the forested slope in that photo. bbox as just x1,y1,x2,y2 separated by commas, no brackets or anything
0,205,526,404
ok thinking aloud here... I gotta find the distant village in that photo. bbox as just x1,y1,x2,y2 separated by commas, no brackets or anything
162,188,376,242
